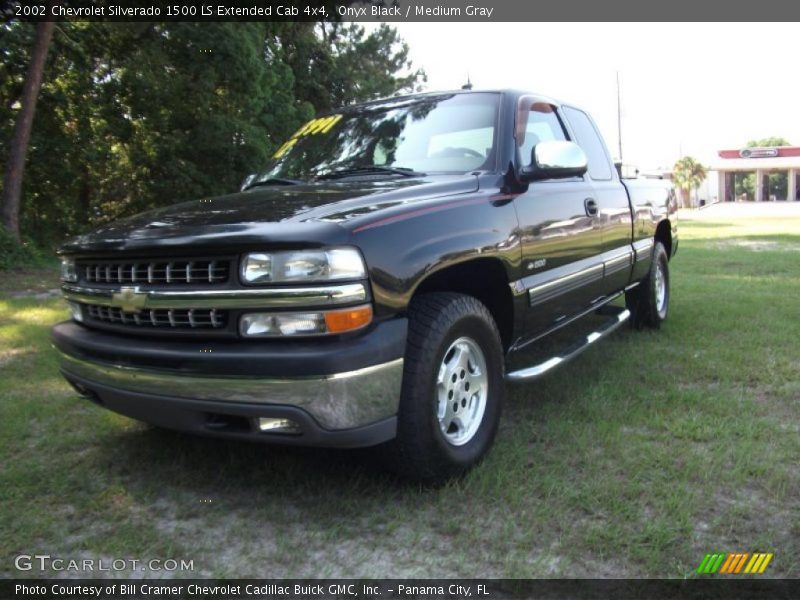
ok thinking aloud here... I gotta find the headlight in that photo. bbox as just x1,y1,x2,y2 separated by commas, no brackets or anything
60,258,78,282
241,248,366,284
240,305,373,337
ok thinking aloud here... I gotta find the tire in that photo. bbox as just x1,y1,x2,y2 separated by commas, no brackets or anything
626,241,670,329
385,293,505,482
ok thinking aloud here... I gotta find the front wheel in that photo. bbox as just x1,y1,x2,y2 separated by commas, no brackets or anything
626,241,670,329
386,293,504,482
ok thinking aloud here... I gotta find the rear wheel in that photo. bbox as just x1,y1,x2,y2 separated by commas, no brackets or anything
626,241,670,329
386,293,504,482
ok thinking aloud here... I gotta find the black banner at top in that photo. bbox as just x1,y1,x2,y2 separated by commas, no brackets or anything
4,0,800,22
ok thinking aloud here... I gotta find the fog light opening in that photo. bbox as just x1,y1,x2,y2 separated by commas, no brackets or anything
239,304,373,337
257,418,302,435
67,301,84,323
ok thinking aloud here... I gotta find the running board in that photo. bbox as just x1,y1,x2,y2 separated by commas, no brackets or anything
506,308,630,382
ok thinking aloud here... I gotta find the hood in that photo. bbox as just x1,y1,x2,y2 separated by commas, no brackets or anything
60,174,479,255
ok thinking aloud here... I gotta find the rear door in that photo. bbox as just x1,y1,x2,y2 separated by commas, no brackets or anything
512,98,605,335
561,106,634,295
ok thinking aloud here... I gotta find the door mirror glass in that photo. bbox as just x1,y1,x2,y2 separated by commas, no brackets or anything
520,140,588,182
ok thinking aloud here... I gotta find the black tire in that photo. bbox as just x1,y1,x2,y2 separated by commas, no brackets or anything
626,241,670,329
384,293,505,482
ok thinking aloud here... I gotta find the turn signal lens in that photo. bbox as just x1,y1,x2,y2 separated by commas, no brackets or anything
324,305,373,334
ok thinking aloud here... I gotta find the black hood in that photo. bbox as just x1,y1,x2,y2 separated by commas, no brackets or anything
60,174,479,255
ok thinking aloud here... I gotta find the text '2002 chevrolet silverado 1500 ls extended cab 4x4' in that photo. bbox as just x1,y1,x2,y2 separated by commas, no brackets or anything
53,90,677,481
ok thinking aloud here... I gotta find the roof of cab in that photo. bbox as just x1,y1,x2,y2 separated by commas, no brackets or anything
330,88,568,112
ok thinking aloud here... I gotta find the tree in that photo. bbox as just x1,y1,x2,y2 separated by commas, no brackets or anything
747,137,791,148
280,22,426,112
672,156,707,208
0,19,55,240
0,20,425,250
96,22,308,217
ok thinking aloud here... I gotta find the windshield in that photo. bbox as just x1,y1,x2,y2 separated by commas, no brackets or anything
254,92,500,183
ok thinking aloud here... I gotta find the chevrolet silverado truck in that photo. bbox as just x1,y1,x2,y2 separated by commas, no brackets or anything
53,90,677,480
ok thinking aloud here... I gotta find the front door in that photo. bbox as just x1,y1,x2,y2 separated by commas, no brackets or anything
512,99,604,336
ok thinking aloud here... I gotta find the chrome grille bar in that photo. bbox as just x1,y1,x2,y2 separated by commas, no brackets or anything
85,304,228,330
63,283,368,310
80,259,230,285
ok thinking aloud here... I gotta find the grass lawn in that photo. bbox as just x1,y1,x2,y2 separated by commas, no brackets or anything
0,216,797,578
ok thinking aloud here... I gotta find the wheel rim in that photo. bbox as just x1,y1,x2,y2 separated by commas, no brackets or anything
435,336,488,446
654,259,667,315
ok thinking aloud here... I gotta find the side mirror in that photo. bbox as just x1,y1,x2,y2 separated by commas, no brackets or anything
520,141,588,182
240,173,257,191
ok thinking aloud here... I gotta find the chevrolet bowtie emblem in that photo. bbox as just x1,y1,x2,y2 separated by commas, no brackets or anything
111,286,148,312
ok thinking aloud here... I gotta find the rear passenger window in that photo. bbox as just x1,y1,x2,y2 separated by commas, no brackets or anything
561,106,613,180
516,99,566,166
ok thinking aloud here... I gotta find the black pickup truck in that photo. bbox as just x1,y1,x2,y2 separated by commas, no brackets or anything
53,90,677,480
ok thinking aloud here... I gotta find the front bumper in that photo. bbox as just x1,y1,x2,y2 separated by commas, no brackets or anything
52,318,407,447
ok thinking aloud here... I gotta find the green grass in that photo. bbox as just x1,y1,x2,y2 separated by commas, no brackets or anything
1,217,798,578
0,266,60,294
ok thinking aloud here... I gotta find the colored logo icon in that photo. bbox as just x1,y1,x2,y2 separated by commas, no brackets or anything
696,552,773,574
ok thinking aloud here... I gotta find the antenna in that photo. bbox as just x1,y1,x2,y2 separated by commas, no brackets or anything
461,75,473,90
616,71,623,160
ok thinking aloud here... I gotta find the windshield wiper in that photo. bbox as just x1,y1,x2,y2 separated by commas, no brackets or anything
246,177,306,188
315,166,425,180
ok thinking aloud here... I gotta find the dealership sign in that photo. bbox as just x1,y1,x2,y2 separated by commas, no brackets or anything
739,148,779,158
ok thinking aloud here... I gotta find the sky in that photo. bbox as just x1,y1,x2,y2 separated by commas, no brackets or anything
365,22,800,171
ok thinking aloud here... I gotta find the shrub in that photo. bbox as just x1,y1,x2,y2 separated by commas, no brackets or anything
0,225,51,270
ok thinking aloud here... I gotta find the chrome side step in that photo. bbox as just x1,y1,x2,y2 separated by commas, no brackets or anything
506,308,630,382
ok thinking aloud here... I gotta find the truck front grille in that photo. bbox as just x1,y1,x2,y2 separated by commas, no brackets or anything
85,304,227,329
80,259,229,285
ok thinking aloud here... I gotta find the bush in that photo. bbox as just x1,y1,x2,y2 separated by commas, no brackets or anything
0,225,51,270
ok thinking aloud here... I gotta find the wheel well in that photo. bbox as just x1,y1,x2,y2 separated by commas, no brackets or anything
655,220,672,258
412,258,514,351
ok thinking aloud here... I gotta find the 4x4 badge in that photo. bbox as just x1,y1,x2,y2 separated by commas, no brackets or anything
111,287,147,312
528,258,547,270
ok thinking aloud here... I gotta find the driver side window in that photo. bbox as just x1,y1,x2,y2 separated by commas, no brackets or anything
516,99,567,166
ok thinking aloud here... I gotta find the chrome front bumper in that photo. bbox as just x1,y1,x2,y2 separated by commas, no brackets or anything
57,350,404,430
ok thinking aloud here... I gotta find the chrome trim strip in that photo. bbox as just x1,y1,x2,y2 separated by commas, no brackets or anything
532,263,604,294
57,350,403,430
509,280,527,297
506,308,630,382
603,249,633,275
528,263,603,306
62,283,367,310
633,238,654,262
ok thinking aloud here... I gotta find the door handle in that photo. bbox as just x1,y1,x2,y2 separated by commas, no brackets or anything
584,198,598,216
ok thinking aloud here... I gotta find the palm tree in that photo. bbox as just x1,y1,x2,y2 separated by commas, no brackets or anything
672,156,708,208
